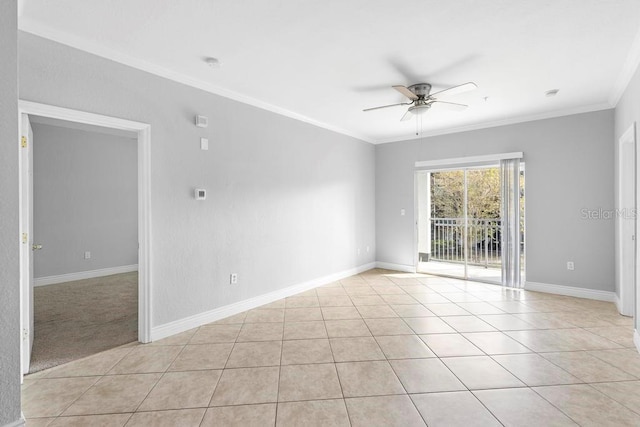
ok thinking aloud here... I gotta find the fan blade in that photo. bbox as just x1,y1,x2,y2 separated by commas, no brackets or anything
392,85,418,100
400,109,414,121
430,82,477,99
363,102,411,112
431,100,468,111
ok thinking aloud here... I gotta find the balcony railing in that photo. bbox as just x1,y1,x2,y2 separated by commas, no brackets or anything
430,218,502,267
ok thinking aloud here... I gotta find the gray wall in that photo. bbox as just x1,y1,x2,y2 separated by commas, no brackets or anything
0,1,22,425
19,32,376,327
614,64,640,331
32,123,138,278
376,110,615,292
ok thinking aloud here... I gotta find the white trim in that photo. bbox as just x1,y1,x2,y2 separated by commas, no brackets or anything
415,152,523,169
2,416,26,427
151,262,376,341
34,265,138,287
610,25,640,106
17,101,152,356
374,103,612,145
17,24,373,145
634,330,640,354
525,281,615,302
375,262,417,273
614,293,623,314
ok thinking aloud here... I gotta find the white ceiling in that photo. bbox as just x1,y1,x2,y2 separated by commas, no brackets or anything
18,0,640,143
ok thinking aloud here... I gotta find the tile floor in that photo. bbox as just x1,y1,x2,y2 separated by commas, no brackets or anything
22,269,640,426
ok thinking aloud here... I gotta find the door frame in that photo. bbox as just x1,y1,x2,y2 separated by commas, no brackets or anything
617,122,637,317
18,100,152,375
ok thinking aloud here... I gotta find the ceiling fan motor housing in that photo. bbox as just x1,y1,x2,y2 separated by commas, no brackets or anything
408,83,432,98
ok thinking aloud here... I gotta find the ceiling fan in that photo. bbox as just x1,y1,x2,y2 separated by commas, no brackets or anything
363,82,478,121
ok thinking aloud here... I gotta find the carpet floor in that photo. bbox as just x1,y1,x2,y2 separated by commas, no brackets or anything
29,272,138,373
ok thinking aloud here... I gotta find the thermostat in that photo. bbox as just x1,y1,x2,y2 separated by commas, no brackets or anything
195,189,206,200
195,115,208,128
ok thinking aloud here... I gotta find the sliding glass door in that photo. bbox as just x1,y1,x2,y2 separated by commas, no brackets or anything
416,163,524,286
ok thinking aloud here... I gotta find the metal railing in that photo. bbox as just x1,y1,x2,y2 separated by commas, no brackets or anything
430,218,501,267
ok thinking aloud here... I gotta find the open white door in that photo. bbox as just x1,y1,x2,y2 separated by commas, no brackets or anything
19,113,34,375
618,123,636,317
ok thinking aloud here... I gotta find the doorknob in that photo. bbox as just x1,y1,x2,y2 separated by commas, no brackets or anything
32,244,42,251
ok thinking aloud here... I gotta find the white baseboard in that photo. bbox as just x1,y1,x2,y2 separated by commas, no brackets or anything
35,264,138,287
614,293,622,313
634,330,640,354
525,281,615,302
375,261,416,273
151,262,377,341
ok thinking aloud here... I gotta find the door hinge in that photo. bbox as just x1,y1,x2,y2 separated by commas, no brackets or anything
21,135,27,148
22,233,27,244
22,328,29,340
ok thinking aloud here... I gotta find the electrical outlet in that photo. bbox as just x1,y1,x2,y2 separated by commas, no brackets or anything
230,273,238,284
567,261,574,271
84,251,91,259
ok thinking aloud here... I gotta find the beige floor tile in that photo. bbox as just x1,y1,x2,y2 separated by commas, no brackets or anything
45,347,133,378
355,305,399,318
419,334,484,357
350,295,386,306
225,341,282,368
412,293,451,304
335,361,405,397
138,370,221,411
473,388,577,427
22,377,100,418
390,358,465,393
380,294,419,305
423,303,470,316
345,287,379,297
442,356,525,390
404,317,456,334
283,321,327,340
285,296,319,308
455,302,505,315
505,330,580,352
168,343,233,371
591,381,640,415
201,404,276,427
189,324,242,344
324,319,371,338
23,418,55,427
210,367,279,406
318,296,353,307
553,328,623,351
294,289,319,297
588,348,640,377
364,318,414,335
489,301,537,313
534,384,640,426
463,332,532,355
540,351,636,382
345,395,426,427
108,345,182,374
285,307,323,322
477,314,537,331
278,363,343,402
48,414,132,426
441,316,497,333
372,285,407,295
512,312,579,329
321,306,362,320
375,335,435,359
276,399,350,427
260,300,287,309
412,391,502,427
125,408,205,427
389,304,434,317
236,322,283,342
584,326,635,347
329,337,385,362
492,353,582,386
316,287,348,296
149,329,198,346
397,284,432,294
62,374,161,415
245,308,285,323
281,339,334,365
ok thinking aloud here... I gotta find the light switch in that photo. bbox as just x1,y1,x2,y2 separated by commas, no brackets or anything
400,209,406,216
200,138,209,150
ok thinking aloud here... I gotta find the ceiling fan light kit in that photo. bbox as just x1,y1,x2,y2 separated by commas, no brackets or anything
364,81,477,121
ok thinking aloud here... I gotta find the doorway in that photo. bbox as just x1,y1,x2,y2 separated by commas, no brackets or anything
18,101,151,376
415,157,525,286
